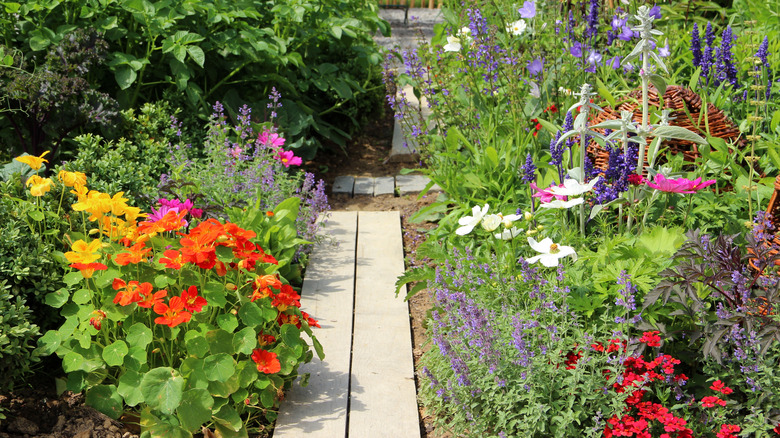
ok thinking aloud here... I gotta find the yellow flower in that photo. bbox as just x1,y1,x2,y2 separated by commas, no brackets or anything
15,151,50,171
64,239,103,264
58,170,87,188
26,175,54,197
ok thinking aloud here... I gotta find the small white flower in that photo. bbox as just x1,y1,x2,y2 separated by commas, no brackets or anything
495,226,524,240
547,176,601,197
526,237,577,267
507,19,527,36
481,213,502,232
443,36,462,52
458,27,472,39
456,204,490,235
538,198,585,209
500,213,522,228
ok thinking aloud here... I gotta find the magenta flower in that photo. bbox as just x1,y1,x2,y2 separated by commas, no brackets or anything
276,149,302,168
259,130,285,148
647,174,715,194
530,181,567,203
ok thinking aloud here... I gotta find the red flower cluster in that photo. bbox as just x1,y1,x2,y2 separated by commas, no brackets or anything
639,331,661,347
177,219,277,271
530,118,542,136
251,348,281,374
716,424,740,438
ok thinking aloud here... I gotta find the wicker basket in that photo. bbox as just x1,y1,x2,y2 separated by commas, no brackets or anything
586,85,743,171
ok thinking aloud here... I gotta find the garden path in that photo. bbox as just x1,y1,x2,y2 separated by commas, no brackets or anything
274,211,420,438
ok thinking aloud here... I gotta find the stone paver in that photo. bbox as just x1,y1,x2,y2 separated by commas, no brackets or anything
374,176,395,196
396,173,440,195
353,177,375,196
332,175,354,196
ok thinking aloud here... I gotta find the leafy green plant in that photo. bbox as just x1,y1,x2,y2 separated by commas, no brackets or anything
0,278,42,391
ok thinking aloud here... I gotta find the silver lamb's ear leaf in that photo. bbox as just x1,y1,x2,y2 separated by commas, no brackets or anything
590,120,624,130
623,41,644,63
649,74,667,96
574,112,589,130
650,52,668,74
652,126,707,145
556,129,579,145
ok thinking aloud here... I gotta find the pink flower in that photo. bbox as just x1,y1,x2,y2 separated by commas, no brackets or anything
647,174,696,194
276,149,302,168
530,182,567,203
686,177,716,191
259,130,285,148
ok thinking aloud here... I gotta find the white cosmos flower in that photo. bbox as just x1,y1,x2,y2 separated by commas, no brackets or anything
500,213,522,228
495,226,524,240
526,237,577,267
507,19,527,36
443,35,462,52
456,204,489,235
547,176,601,197
538,197,585,209
481,214,502,231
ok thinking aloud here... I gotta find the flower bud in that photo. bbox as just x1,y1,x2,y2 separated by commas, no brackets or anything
524,211,533,221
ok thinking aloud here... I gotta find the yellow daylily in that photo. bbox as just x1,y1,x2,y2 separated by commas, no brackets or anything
26,175,54,197
15,151,50,171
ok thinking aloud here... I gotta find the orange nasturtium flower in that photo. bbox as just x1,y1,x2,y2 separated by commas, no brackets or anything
112,278,147,306
180,285,208,313
69,262,107,279
89,310,107,330
137,288,168,309
272,284,301,312
57,170,87,188
251,349,281,374
159,249,185,270
26,175,54,197
65,239,103,264
257,332,276,346
114,241,152,266
153,296,192,327
15,151,50,171
250,274,283,302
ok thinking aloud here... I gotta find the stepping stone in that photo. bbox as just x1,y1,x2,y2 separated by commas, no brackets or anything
353,177,375,196
374,176,395,196
332,175,354,196
275,211,358,438
350,211,420,438
396,174,440,195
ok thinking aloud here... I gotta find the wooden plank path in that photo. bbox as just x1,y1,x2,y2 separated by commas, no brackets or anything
275,211,420,438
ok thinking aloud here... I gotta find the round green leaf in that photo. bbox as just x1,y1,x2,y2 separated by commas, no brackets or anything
217,313,238,333
115,65,137,90
45,288,69,308
64,271,84,286
62,351,86,373
140,367,185,415
27,209,45,222
203,353,235,382
126,323,153,348
102,340,129,367
37,330,62,355
177,388,214,431
237,302,265,326
232,327,256,355
206,329,234,355
280,324,300,349
72,288,93,305
186,336,209,358
213,405,242,432
86,384,123,419
117,369,144,406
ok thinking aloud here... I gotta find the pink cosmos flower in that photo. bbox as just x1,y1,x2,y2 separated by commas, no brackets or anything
276,149,302,168
259,130,285,148
530,181,567,203
647,174,696,194
647,174,716,194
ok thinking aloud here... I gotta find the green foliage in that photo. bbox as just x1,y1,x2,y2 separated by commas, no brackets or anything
0,279,42,391
0,0,388,158
63,102,178,208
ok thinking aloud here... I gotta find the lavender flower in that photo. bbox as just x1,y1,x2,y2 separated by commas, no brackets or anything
585,0,600,39
520,153,537,184
701,22,716,84
715,26,738,88
691,23,702,68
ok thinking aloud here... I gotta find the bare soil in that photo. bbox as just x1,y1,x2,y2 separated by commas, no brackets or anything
0,104,440,438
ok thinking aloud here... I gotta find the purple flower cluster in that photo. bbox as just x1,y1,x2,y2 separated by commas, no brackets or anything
519,153,537,184
714,26,738,88
592,143,638,204
755,36,773,100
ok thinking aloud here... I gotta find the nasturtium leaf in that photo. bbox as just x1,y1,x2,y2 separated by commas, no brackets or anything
72,288,93,305
203,281,228,308
206,329,234,355
186,336,209,358
215,245,233,262
237,302,265,326
260,386,277,408
95,268,120,288
280,324,300,349
102,340,129,367
140,367,185,415
213,405,243,432
232,327,256,355
64,271,84,286
127,323,153,348
236,361,257,387
254,374,270,389
214,422,248,438
28,209,45,222
45,288,70,308
231,388,248,405
62,351,86,372
208,375,239,398
126,346,148,368
37,330,62,355
147,423,191,438
177,388,213,431
154,274,175,288
117,369,144,406
204,353,235,382
217,313,239,333
86,385,123,419
67,370,87,392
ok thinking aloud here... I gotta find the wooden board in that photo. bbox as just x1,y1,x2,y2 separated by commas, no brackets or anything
348,211,420,438
274,211,358,437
